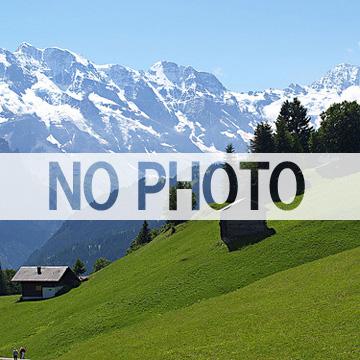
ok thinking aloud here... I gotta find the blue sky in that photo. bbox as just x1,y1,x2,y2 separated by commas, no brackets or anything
0,0,359,91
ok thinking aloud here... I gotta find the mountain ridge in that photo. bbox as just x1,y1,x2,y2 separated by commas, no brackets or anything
1,43,360,153
1,43,360,269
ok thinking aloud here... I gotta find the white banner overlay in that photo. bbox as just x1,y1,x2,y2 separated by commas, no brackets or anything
0,153,359,220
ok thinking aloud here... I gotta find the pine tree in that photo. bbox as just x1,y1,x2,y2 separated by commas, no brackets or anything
135,220,152,245
274,118,295,152
277,98,313,152
223,144,237,203
168,181,197,226
250,122,275,153
225,143,235,154
0,263,7,296
73,258,86,276
4,269,20,295
128,220,154,253
93,258,111,273
169,182,196,211
308,131,323,152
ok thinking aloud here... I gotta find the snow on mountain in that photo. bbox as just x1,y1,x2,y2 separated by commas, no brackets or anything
0,43,359,153
311,63,360,91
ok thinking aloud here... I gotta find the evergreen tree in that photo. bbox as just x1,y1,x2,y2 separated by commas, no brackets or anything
150,228,160,239
225,143,235,154
223,144,237,203
318,101,360,152
274,118,295,152
168,182,197,226
134,220,152,245
4,269,20,295
277,98,313,152
308,130,323,153
73,258,86,276
128,220,153,252
93,258,111,273
0,263,7,295
291,132,304,153
250,122,275,153
169,182,196,211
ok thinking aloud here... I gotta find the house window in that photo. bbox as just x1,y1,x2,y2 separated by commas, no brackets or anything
35,285,42,291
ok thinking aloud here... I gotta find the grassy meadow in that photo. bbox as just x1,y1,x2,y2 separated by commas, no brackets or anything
0,220,359,359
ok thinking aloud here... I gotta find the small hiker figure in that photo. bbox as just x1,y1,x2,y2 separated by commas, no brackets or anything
13,348,19,360
19,347,26,359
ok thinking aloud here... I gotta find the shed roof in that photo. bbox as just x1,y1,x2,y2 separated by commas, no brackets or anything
12,266,70,282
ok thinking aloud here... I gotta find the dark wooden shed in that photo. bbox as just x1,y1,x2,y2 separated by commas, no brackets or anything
11,266,80,300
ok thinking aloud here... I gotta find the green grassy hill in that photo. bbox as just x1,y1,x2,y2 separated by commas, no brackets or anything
58,247,360,360
0,220,359,359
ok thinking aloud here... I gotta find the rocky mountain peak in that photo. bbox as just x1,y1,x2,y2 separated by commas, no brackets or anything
311,63,360,91
0,43,360,154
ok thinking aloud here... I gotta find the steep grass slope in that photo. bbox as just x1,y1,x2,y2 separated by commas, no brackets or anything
58,247,360,360
0,220,359,359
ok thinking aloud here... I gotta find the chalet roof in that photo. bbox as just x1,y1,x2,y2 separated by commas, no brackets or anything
12,266,70,282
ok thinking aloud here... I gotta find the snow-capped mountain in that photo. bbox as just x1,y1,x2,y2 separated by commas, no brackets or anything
0,43,359,153
311,63,360,91
232,63,360,129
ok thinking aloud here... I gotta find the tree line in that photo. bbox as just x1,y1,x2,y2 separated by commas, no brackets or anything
72,257,112,276
128,99,360,253
0,264,20,295
250,99,360,153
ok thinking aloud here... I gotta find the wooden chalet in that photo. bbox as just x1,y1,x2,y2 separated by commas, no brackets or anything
11,266,80,300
